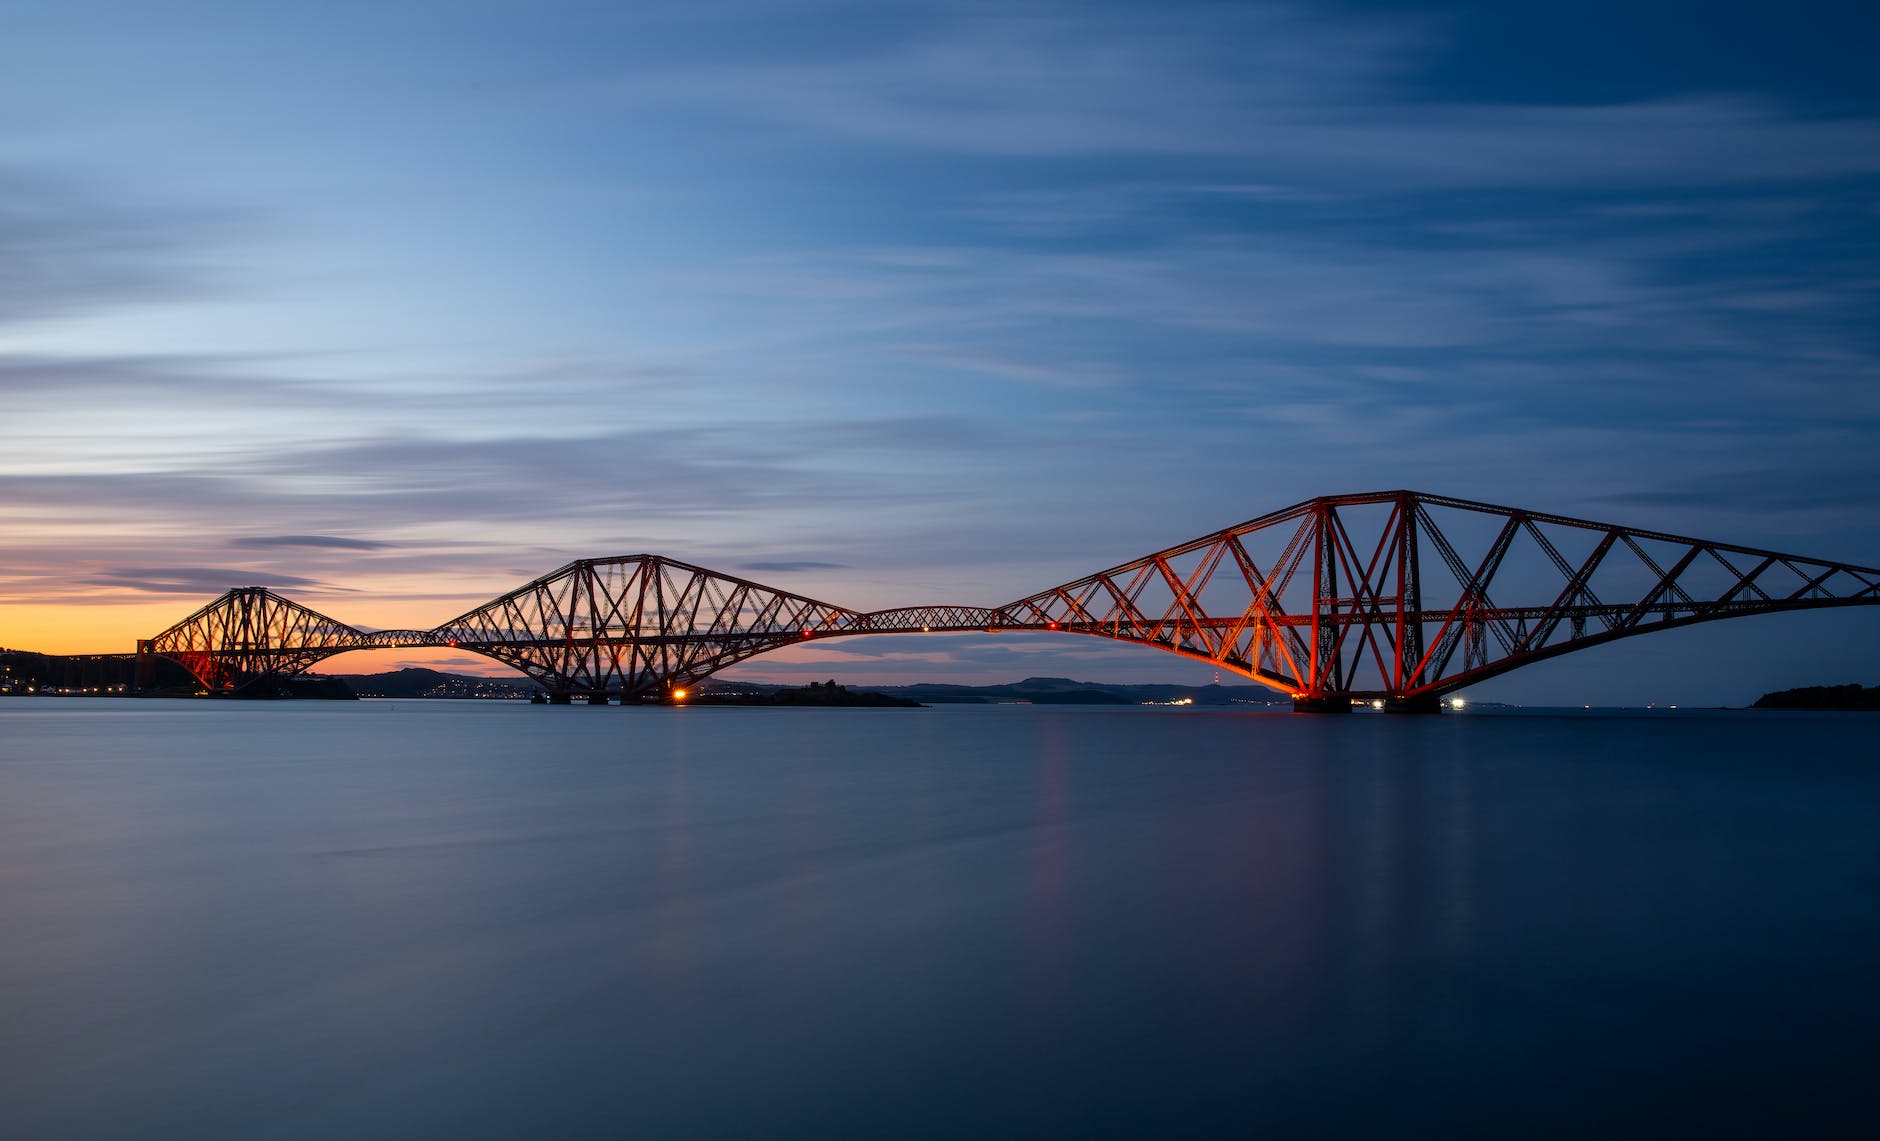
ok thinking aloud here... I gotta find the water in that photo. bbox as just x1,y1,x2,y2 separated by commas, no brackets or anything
2,699,1877,1139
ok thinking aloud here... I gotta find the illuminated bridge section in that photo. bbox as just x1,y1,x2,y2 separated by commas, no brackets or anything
140,588,364,694
992,491,1880,710
138,491,1880,710
414,556,855,700
843,606,1007,634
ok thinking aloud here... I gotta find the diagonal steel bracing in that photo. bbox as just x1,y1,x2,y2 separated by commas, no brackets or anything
995,490,1880,709
139,587,368,694
140,492,1880,709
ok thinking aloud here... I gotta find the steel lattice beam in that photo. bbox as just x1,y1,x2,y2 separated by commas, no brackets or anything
139,493,1880,709
139,587,368,694
991,490,1880,708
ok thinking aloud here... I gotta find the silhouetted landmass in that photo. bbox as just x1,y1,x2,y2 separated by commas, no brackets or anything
0,657,1418,707
704,675,1292,706
1752,684,1880,711
328,671,1280,706
0,648,197,695
238,676,359,701
883,676,1290,705
692,680,921,707
322,668,543,700
0,655,533,700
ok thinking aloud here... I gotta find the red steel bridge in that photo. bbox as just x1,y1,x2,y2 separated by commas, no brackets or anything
138,491,1880,712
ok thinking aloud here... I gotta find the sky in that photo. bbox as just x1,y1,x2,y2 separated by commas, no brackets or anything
2,0,1878,705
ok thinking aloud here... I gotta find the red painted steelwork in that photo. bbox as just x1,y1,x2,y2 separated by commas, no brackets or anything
140,492,1880,708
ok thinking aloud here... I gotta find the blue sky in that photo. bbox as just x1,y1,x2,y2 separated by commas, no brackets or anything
3,0,1877,704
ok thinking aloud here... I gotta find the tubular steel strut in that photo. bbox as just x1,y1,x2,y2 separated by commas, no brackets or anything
140,492,1880,710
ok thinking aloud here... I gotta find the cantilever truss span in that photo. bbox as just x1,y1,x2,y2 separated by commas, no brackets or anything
991,490,1880,710
139,491,1880,710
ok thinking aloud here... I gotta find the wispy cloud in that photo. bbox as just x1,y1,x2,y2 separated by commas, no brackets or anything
4,0,1877,696
0,166,239,327
230,535,393,550
742,560,849,573
622,6,1880,186
82,567,333,595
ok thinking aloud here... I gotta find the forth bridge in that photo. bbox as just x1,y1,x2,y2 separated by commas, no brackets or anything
135,491,1880,713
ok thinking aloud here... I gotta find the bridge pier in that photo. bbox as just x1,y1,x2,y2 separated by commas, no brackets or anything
1292,694,1446,714
133,493,1880,716
1290,696,1353,714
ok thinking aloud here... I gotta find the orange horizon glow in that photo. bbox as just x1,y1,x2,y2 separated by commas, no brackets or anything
0,597,1050,685
3,586,1249,690
1,595,502,657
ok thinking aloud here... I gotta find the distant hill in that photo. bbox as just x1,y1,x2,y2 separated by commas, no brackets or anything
1752,684,1880,711
318,668,543,700
313,669,1287,705
705,675,1290,707
693,680,921,707
3,656,1296,705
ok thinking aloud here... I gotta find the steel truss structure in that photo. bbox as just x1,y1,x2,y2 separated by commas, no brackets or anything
140,588,366,693
139,491,1880,710
995,490,1880,710
423,556,996,700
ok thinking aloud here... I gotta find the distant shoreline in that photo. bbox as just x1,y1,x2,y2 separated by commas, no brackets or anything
8,650,1874,711
1751,684,1880,711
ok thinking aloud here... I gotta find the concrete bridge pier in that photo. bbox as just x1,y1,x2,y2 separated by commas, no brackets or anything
1384,694,1444,715
548,692,573,705
584,692,611,705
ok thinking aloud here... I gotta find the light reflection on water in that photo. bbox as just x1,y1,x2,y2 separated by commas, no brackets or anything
2,699,1877,1138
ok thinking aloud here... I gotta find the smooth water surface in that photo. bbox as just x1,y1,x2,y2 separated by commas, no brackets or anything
3,699,1878,1138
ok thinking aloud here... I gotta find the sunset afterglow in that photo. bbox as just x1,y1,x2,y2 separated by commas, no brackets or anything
3,0,1877,705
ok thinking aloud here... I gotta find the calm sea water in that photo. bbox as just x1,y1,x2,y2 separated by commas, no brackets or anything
2,699,1877,1139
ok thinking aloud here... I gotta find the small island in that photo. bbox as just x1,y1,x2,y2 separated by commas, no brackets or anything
1752,683,1880,711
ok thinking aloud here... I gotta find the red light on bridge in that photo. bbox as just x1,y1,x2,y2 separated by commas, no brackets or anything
138,490,1880,714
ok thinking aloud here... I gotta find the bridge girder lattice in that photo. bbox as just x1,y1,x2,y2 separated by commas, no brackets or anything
139,587,366,694
992,490,1880,706
138,491,1880,707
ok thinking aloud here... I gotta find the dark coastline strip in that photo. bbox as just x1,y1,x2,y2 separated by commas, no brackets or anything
1752,683,1880,711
